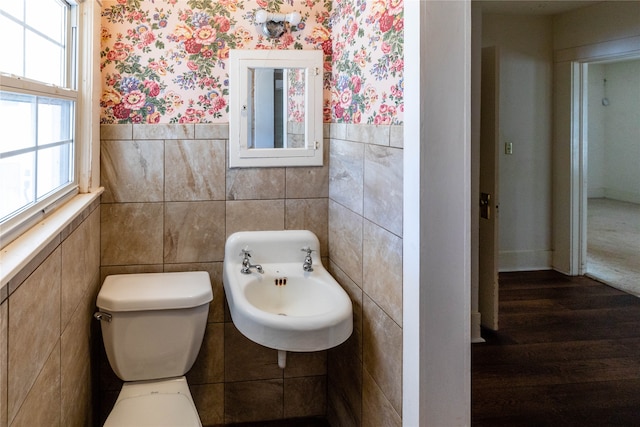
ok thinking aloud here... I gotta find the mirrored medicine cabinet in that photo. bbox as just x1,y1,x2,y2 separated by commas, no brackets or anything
229,49,323,167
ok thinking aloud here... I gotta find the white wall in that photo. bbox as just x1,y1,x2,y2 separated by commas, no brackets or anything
552,1,640,274
482,14,553,271
553,1,640,52
602,59,640,203
588,63,606,198
588,59,640,202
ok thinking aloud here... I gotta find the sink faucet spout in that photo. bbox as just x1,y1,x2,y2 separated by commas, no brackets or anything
240,248,264,274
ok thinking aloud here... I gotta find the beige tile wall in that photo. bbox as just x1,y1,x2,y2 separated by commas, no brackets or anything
0,200,101,427
98,122,402,425
327,123,404,427
98,123,331,425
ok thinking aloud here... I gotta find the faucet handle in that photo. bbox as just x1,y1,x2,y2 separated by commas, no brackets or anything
240,247,252,257
301,246,316,254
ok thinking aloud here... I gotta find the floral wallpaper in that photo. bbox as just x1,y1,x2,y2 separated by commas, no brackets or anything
100,0,403,125
329,0,403,124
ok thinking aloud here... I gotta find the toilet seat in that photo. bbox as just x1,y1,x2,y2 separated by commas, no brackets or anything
104,377,201,427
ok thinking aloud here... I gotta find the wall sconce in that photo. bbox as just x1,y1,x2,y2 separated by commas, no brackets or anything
255,9,302,38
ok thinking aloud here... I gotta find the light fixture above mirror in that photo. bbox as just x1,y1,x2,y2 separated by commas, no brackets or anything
229,49,323,168
254,9,302,38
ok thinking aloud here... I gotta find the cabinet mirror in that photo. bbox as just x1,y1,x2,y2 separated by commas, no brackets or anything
229,49,323,167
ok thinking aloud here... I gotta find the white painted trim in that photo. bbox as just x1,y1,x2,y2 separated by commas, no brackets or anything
403,1,471,425
554,35,640,63
402,1,422,424
77,0,102,192
228,50,323,168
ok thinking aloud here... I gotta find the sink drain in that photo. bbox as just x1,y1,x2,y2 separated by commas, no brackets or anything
278,313,287,316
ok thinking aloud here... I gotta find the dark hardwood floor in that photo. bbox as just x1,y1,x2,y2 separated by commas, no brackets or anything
472,270,640,426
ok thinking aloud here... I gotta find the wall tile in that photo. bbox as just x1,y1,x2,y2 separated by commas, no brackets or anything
100,264,164,285
224,379,283,424
328,200,363,286
132,124,194,140
101,124,132,140
327,342,362,427
61,291,93,427
224,323,281,382
8,248,60,424
86,206,102,283
285,199,329,256
284,376,326,418
0,301,6,427
362,295,402,415
390,125,403,148
195,124,229,139
362,368,401,427
285,166,329,199
329,139,364,215
10,343,60,427
329,123,347,140
191,383,224,426
164,262,224,323
164,201,225,263
59,206,88,241
346,124,390,146
225,200,285,238
101,203,164,265
187,323,224,385
61,220,88,332
101,140,164,203
285,143,329,198
363,221,403,326
226,167,285,200
284,351,327,379
364,144,403,236
165,139,226,201
329,261,363,360
6,236,60,296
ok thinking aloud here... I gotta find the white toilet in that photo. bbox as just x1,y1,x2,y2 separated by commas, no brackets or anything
95,271,213,427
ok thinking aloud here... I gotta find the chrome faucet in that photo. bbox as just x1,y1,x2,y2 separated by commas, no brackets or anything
240,248,263,274
301,247,315,272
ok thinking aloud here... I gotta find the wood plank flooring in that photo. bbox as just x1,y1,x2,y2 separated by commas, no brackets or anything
472,270,640,426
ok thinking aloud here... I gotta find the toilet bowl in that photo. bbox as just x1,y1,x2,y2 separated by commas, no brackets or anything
95,272,213,426
104,377,200,427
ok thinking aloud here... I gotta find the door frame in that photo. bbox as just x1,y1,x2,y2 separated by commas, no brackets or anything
553,38,640,275
575,52,640,275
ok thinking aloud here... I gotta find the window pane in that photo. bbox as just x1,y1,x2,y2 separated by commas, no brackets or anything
38,98,73,146
36,143,73,198
0,15,24,76
0,0,25,20
0,152,35,220
26,0,64,44
0,92,35,153
25,31,63,86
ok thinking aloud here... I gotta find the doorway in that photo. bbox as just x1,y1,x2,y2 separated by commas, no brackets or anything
582,57,640,294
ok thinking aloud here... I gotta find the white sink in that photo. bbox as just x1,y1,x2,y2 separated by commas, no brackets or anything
223,230,353,353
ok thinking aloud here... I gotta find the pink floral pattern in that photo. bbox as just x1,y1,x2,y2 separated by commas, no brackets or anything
330,0,403,124
100,0,403,125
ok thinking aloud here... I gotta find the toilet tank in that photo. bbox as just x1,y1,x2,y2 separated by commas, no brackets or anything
96,272,213,382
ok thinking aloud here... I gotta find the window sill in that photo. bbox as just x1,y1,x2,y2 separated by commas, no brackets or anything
0,188,103,303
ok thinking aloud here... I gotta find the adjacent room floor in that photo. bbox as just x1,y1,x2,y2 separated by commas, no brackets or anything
587,198,640,296
473,270,640,426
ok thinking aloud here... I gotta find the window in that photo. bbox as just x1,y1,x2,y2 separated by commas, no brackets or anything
0,0,78,243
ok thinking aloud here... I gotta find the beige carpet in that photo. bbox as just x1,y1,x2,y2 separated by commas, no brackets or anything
587,198,640,296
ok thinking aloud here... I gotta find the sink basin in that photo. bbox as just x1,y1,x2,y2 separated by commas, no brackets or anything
223,230,353,353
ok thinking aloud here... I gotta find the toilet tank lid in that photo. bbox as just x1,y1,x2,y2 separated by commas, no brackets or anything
98,271,213,312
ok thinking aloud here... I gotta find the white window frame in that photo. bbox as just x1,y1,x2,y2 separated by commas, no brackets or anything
0,0,92,248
